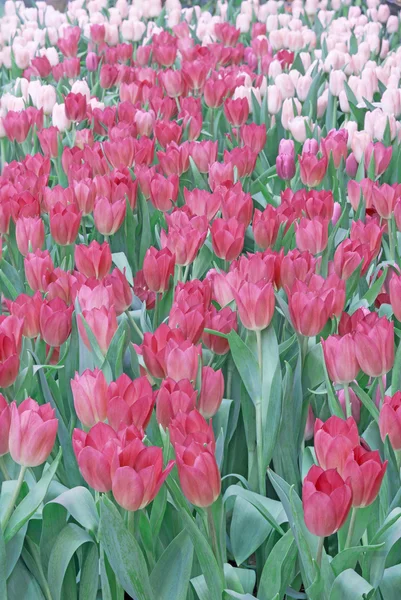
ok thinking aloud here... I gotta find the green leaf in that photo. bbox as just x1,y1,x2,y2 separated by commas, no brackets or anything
230,496,272,565
350,383,380,422
104,316,128,379
6,523,27,578
366,508,401,588
331,544,385,577
223,485,285,536
5,450,62,543
329,570,374,600
79,544,99,600
258,528,297,600
260,326,282,468
138,188,152,266
362,269,387,306
99,496,154,600
391,339,401,394
7,558,44,600
150,530,193,600
380,564,401,599
227,331,260,405
48,523,94,600
0,524,7,600
49,487,99,532
111,252,134,285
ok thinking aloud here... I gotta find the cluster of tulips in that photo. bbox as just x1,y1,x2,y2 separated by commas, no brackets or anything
1,0,401,598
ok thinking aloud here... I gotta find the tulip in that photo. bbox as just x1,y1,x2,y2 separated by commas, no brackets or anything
9,399,58,467
107,374,154,431
65,93,87,122
303,465,352,537
112,439,175,511
322,334,359,384
203,306,237,355
93,197,126,236
354,316,394,378
16,216,44,256
3,110,31,142
24,250,54,293
169,302,205,345
198,367,224,419
304,406,315,441
104,269,132,315
234,281,275,331
169,409,215,448
372,183,398,220
204,79,227,108
299,153,327,187
334,239,373,279
240,124,267,154
165,339,201,383
211,217,245,261
79,307,118,355
252,206,283,250
143,247,175,294
73,423,120,492
379,392,401,450
276,154,296,181
364,142,392,178
224,98,249,126
141,325,185,380
71,368,108,429
75,241,112,279
149,173,179,212
278,250,317,290
220,183,253,227
320,129,348,168
156,378,197,429
161,212,207,267
314,416,360,472
6,292,42,339
296,217,329,255
341,446,387,508
174,440,221,508
208,162,235,191
50,202,82,246
40,298,73,348
0,394,10,456
188,140,218,174
37,127,59,158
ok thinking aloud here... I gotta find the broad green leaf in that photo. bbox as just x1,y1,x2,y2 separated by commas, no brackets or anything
0,524,7,600
258,528,297,600
331,544,384,577
48,523,93,600
227,330,260,405
99,496,154,600
5,522,27,577
223,485,286,536
150,530,193,600
366,508,401,588
231,496,271,565
350,383,380,421
79,544,99,600
5,450,62,543
7,558,44,600
380,564,401,599
329,570,374,600
49,487,99,532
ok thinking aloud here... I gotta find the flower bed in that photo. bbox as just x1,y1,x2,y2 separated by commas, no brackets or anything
0,0,401,599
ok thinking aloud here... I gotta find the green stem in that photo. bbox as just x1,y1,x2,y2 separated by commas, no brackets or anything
0,457,10,480
343,383,352,419
153,293,160,329
45,346,54,365
206,505,223,571
1,464,26,529
378,377,386,408
176,264,183,284
388,217,395,262
316,536,324,567
125,310,144,341
345,506,358,549
182,264,190,284
127,510,135,537
255,330,265,496
226,359,234,399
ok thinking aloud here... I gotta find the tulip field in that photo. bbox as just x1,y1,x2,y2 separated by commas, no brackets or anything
3,0,401,598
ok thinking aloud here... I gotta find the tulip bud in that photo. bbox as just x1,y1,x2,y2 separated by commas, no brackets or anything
379,392,401,450
354,316,394,378
73,423,119,492
234,281,275,331
107,374,154,431
71,368,108,428
9,399,58,467
143,247,175,294
40,298,73,348
50,202,82,246
111,439,175,511
75,241,112,279
303,465,352,537
203,306,237,355
341,446,387,508
322,334,359,384
296,217,329,255
165,339,201,383
299,153,328,188
224,98,249,127
25,250,54,293
79,307,118,356
16,216,44,256
211,217,245,261
156,378,197,429
7,292,42,339
94,197,126,236
314,416,360,472
198,367,224,419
